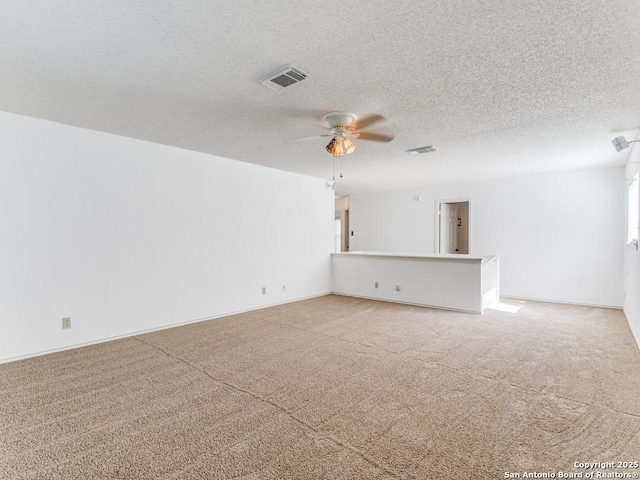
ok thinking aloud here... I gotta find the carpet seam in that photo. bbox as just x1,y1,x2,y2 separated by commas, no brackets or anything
257,317,640,420
133,335,405,480
426,359,640,420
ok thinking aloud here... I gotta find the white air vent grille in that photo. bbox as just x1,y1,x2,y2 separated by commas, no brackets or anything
261,65,308,91
407,145,437,154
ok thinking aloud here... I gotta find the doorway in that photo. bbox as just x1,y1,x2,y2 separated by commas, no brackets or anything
335,195,350,252
435,200,470,254
334,210,349,252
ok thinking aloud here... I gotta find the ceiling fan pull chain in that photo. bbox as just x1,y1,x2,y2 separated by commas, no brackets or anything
340,157,343,178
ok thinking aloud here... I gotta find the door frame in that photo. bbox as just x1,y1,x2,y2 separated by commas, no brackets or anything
434,198,472,254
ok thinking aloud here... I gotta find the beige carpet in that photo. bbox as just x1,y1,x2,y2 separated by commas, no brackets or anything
1,295,640,479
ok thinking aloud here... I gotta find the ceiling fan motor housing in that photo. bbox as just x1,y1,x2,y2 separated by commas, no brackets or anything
322,112,357,129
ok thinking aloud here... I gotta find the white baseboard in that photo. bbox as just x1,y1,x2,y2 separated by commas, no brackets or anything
0,292,332,365
622,307,640,353
331,292,481,314
500,295,623,310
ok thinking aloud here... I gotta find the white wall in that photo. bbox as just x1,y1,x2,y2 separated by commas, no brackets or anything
332,253,499,313
349,167,625,307
0,111,334,363
625,149,640,348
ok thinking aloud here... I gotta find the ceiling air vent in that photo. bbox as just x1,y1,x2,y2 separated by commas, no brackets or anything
261,64,308,91
407,145,438,154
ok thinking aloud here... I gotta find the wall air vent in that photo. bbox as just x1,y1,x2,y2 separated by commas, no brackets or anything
261,64,308,91
407,145,438,154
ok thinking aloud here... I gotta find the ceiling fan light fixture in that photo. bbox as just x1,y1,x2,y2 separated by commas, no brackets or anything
326,134,356,157
342,136,356,155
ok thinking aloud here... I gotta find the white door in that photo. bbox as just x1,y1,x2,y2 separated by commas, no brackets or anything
439,204,459,253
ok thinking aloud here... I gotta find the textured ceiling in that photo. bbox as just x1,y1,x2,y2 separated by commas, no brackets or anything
1,1,640,194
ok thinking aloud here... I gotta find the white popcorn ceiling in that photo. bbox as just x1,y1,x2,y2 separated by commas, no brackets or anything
1,1,640,194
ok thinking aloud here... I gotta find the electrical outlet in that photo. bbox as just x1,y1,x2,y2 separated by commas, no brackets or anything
395,285,401,292
262,287,267,295
282,285,286,292
375,281,379,288
62,317,71,329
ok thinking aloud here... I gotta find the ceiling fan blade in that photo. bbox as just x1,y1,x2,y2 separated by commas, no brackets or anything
357,132,395,143
354,114,386,130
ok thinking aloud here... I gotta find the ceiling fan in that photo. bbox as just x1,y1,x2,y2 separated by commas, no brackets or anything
319,112,394,157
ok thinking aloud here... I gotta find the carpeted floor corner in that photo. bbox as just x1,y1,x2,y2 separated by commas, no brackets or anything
1,295,639,479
